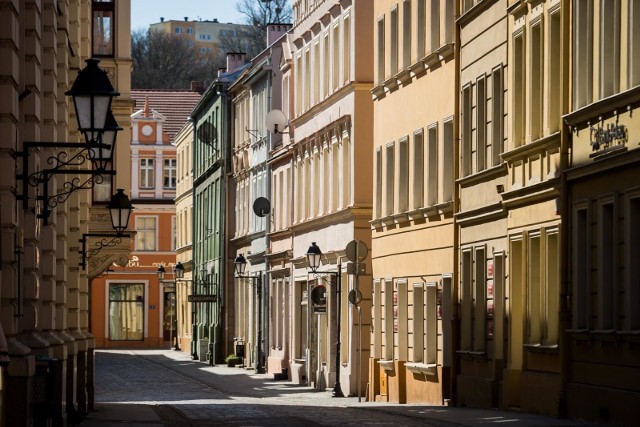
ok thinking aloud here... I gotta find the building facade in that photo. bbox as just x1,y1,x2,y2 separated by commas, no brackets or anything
563,0,640,424
174,121,195,353
191,57,247,364
455,0,509,409
0,0,132,424
288,0,374,397
150,18,254,55
370,0,456,404
90,91,200,351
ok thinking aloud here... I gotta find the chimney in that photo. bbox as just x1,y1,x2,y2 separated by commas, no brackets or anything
160,17,164,23
226,53,246,73
213,18,219,23
267,23,292,47
217,68,227,77
184,16,188,21
190,81,204,93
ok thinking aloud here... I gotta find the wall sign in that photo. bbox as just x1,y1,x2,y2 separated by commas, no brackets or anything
590,123,627,152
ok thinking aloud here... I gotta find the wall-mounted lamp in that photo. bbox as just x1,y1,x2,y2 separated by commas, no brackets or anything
78,189,133,270
14,58,121,224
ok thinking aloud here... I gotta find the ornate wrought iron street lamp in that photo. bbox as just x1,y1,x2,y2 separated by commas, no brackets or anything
234,254,265,374
306,242,344,397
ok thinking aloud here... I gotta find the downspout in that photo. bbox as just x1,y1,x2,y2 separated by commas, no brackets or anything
451,0,462,406
189,115,198,360
217,82,229,365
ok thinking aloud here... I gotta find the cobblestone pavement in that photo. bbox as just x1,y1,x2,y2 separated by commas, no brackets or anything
76,349,602,427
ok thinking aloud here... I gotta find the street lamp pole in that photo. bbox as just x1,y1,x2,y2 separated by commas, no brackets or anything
306,242,345,398
234,254,265,374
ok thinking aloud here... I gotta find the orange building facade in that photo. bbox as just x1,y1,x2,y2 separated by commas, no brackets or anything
90,91,201,349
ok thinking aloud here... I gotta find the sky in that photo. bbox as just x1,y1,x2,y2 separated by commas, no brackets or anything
131,0,246,32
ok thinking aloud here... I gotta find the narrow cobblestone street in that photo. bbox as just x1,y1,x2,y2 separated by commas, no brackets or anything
75,350,599,427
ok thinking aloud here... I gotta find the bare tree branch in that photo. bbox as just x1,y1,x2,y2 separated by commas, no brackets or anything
132,29,225,89
218,0,292,58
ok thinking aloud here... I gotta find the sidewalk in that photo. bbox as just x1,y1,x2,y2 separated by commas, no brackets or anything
76,349,601,427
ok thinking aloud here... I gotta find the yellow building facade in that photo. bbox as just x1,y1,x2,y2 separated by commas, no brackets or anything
0,0,132,425
370,0,457,404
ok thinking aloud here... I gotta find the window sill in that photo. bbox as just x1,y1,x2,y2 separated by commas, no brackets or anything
378,359,395,372
523,343,559,354
456,350,487,360
405,362,437,376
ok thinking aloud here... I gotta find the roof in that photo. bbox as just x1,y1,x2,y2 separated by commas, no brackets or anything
131,90,202,143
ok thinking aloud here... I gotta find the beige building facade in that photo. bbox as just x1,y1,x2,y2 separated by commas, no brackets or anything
455,0,509,410
0,0,132,425
369,0,456,404
288,0,374,397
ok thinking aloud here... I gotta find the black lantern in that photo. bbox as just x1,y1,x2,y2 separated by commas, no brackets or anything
234,254,247,276
88,110,121,171
157,265,166,281
174,262,185,280
66,58,120,144
107,189,133,236
306,242,322,273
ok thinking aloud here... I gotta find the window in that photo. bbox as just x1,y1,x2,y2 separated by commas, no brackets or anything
402,0,412,68
375,148,383,218
476,75,487,171
187,27,193,34
530,20,543,141
445,0,454,44
164,159,177,189
430,0,440,52
412,130,424,210
383,279,394,360
187,40,193,47
462,84,472,176
442,119,454,202
390,6,399,76
92,0,114,56
630,1,640,88
491,66,504,166
573,0,593,108
343,14,351,83
599,202,616,329
473,246,486,351
140,158,155,188
377,16,386,83
332,24,340,91
548,10,561,133
574,207,590,329
417,0,426,58
412,283,424,362
427,124,438,206
527,229,560,344
398,137,409,212
109,283,144,340
175,27,182,34
629,197,640,329
461,249,473,350
135,216,157,251
171,216,176,251
425,283,437,365
603,2,623,98
513,31,526,147
313,39,320,104
324,32,330,96
385,143,395,216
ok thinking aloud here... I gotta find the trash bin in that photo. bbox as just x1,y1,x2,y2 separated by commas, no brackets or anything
33,355,56,425
235,343,245,358
198,340,208,362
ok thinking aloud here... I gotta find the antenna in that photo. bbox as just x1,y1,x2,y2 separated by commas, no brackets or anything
266,109,289,134
252,197,271,217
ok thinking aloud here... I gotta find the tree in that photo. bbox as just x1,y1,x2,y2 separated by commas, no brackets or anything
131,29,224,89
218,0,293,58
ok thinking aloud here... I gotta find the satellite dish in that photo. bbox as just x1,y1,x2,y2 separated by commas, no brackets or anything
266,109,288,134
253,197,271,217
